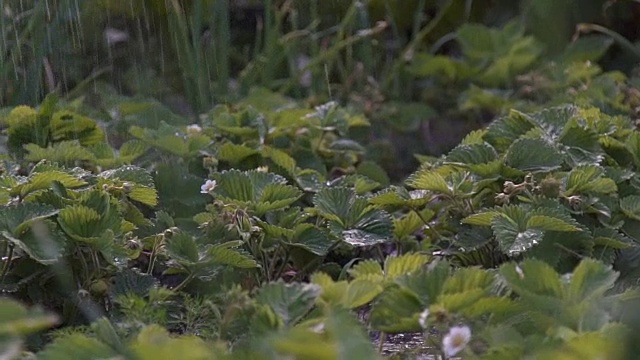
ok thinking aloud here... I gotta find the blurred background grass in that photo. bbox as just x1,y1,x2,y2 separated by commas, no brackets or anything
1,0,639,179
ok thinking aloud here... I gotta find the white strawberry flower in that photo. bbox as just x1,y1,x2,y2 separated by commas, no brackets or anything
442,325,471,358
200,179,217,194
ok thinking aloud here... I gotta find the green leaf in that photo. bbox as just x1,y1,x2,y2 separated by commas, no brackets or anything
560,35,614,63
218,143,259,164
12,170,87,198
165,232,199,264
369,186,431,208
567,259,618,302
333,198,394,247
212,170,302,215
207,241,257,268
462,210,502,226
485,110,536,151
564,165,617,196
357,161,390,187
110,269,157,298
24,141,96,165
369,286,423,333
0,298,58,335
500,259,564,300
1,219,65,264
99,165,154,187
384,253,429,280
313,187,355,224
492,215,544,256
257,282,321,327
289,224,333,256
349,260,383,281
58,196,123,242
38,334,118,360
0,202,59,237
504,138,563,172
262,145,297,176
393,211,430,240
406,170,451,194
132,325,215,360
342,279,384,308
526,215,579,232
445,143,498,165
408,54,473,81
620,195,640,221
119,139,148,161
328,139,365,153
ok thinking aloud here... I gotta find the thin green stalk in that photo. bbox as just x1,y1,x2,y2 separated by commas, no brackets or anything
214,0,230,98
172,272,196,293
382,0,455,95
274,250,291,280
411,206,441,243
292,239,342,281
576,23,640,60
262,0,277,86
0,243,14,285
412,0,427,39
280,22,386,94
354,1,373,75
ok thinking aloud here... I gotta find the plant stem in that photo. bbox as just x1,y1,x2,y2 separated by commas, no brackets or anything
172,272,195,293
273,247,291,280
575,23,640,60
0,243,14,285
411,206,441,241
